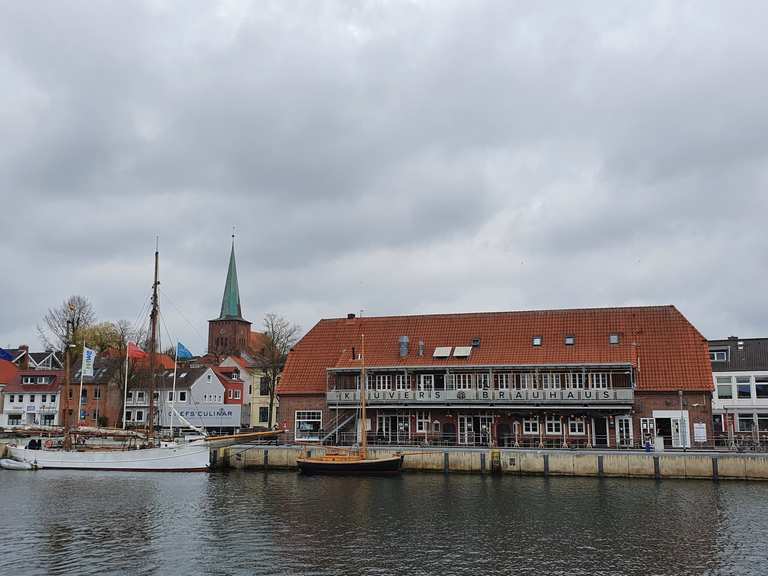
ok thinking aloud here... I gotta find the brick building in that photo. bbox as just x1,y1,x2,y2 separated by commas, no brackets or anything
277,306,713,449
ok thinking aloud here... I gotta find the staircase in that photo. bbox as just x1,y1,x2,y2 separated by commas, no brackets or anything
321,410,356,444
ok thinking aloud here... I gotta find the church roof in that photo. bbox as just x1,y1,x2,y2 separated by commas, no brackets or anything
219,241,245,321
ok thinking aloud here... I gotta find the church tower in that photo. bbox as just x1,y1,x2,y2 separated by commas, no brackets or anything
208,237,252,357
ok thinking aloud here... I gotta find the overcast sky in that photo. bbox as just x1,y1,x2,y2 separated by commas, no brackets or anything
2,1,767,353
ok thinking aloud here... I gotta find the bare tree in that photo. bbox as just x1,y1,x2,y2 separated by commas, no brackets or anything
37,295,96,350
254,313,300,428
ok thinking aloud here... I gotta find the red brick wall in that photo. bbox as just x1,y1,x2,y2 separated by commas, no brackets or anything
208,319,251,356
277,394,331,437
633,391,713,444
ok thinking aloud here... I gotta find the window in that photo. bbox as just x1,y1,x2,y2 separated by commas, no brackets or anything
565,335,575,346
179,391,187,402
69,389,73,399
532,336,542,347
375,375,392,390
523,416,539,435
545,416,562,435
568,373,585,389
50,394,56,403
126,411,133,422
295,410,322,441
737,384,752,399
515,373,530,389
8,394,14,403
416,411,430,433
42,394,47,403
717,384,733,399
454,374,472,390
569,417,585,435
227,389,233,399
137,391,145,402
477,374,489,389
758,413,768,431
715,376,733,384
234,390,241,400
135,410,145,422
29,394,36,402
167,391,174,401
152,391,159,401
609,334,621,345
259,407,269,423
207,374,212,383
709,350,728,362
22,376,34,384
495,373,509,390
395,374,408,391
8,415,21,426
37,376,49,384
94,387,101,399
756,383,768,399
127,391,134,401
419,374,434,391
260,378,269,396
738,414,754,432
542,373,561,389
590,374,608,389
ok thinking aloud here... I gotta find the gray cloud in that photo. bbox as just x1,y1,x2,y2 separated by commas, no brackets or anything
2,1,768,354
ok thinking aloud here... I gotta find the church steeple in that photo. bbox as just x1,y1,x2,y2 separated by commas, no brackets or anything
208,233,251,357
219,237,244,320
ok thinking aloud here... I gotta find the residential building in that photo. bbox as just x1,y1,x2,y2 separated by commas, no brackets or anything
709,337,768,443
0,359,20,418
277,306,713,449
1,369,63,427
126,366,242,434
5,345,63,371
69,357,125,428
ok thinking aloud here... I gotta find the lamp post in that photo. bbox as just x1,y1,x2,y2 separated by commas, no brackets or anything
678,390,687,452
62,318,76,450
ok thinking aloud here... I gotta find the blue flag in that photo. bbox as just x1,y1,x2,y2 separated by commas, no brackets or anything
176,342,193,360
0,348,13,361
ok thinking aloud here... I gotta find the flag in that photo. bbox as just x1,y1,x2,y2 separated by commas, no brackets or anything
0,348,13,361
176,342,193,360
126,342,147,360
82,346,96,377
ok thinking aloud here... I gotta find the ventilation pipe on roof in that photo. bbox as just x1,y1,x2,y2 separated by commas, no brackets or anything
399,336,409,358
418,340,425,357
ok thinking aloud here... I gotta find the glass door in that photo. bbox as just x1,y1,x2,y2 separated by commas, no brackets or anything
458,415,474,445
616,416,633,447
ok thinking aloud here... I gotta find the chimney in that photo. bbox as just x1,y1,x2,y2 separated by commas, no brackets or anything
399,336,409,358
19,344,29,370
347,313,356,320
352,346,356,360
418,340,425,357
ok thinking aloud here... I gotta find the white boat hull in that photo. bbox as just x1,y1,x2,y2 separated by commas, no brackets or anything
1,458,40,470
7,444,210,472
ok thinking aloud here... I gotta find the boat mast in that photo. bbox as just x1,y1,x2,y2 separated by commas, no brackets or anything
147,239,160,445
360,332,367,459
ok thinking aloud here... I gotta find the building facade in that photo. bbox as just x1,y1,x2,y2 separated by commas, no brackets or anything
69,357,125,428
1,369,63,427
278,306,713,449
709,337,768,445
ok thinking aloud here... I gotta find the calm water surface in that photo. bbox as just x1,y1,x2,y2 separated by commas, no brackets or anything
0,469,766,575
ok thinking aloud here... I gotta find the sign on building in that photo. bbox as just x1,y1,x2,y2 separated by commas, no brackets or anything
158,404,241,428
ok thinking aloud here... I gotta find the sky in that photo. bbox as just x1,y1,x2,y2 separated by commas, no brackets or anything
2,1,768,354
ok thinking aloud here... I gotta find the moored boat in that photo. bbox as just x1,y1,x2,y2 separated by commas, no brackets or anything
0,458,42,471
296,452,403,475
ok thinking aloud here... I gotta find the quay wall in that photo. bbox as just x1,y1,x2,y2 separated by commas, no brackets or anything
220,445,768,481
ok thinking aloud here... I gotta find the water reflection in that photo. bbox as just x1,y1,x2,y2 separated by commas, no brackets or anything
0,470,767,576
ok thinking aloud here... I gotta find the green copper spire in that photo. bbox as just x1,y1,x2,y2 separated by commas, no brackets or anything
219,238,244,320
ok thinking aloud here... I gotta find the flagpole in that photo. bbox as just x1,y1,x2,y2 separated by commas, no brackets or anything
122,344,129,430
77,339,85,428
170,344,178,439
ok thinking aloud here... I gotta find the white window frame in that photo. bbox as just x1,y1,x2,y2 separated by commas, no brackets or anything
709,350,728,362
375,374,392,391
454,374,473,390
416,411,430,433
568,417,585,435
135,410,144,422
419,374,434,391
125,410,133,422
590,373,608,389
568,373,585,389
137,391,145,402
178,391,187,402
495,373,509,390
395,374,408,391
477,374,490,389
545,415,562,435
234,389,241,400
295,410,323,441
523,416,539,435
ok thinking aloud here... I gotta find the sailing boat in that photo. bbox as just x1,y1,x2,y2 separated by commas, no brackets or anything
7,245,279,472
296,333,403,475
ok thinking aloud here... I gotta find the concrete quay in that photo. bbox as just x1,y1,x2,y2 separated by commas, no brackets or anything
220,445,768,481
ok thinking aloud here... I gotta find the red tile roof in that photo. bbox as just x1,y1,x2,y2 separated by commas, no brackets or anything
5,370,64,393
278,306,713,394
0,360,19,385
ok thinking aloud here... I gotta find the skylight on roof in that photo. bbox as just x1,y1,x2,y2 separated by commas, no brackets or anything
433,347,452,358
453,346,472,358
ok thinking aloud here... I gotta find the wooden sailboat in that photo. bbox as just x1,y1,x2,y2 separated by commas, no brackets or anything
6,244,281,472
296,333,403,475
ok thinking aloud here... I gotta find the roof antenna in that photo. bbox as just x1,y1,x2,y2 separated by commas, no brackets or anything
232,225,236,243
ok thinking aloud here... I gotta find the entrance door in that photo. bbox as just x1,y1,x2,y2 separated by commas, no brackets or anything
593,417,608,447
377,415,394,443
616,416,633,447
458,415,474,445
475,416,493,446
396,415,410,443
671,418,682,448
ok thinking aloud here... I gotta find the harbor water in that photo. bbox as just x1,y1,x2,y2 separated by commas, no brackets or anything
0,470,766,575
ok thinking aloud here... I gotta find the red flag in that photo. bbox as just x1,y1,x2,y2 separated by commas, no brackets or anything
127,342,147,360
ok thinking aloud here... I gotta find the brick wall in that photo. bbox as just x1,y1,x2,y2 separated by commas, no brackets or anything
277,393,330,437
633,391,713,444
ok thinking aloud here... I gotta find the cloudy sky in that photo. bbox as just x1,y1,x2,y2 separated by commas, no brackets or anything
1,1,767,353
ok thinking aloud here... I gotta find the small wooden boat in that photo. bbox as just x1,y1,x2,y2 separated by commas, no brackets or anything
296,452,403,475
1,458,42,471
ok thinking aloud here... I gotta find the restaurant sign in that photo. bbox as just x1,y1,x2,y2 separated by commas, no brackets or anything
157,403,241,428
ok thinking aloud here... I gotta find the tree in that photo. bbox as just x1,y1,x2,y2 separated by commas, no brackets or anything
79,322,122,352
254,313,300,428
37,295,96,350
